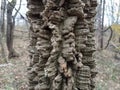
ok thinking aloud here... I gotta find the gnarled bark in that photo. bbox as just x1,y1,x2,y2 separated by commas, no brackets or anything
27,0,97,90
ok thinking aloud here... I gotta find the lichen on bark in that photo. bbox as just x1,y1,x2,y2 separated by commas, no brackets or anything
27,0,97,90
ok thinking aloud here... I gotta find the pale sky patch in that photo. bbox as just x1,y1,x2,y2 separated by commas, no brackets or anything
8,0,12,2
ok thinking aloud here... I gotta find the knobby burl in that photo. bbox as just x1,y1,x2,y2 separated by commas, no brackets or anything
27,0,97,90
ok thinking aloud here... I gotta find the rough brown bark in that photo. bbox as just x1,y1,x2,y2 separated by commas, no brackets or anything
27,0,97,90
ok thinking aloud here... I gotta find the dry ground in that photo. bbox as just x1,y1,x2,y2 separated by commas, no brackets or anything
0,30,29,90
94,50,120,90
0,30,120,90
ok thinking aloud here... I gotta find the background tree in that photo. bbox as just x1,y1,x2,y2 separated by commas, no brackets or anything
1,0,6,35
96,0,120,49
95,0,105,49
27,0,97,90
0,0,7,62
6,0,22,58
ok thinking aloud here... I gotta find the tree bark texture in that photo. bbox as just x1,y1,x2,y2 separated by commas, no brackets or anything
27,0,97,90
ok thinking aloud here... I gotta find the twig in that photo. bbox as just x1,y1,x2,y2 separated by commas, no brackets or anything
110,41,119,49
104,26,113,49
0,63,13,67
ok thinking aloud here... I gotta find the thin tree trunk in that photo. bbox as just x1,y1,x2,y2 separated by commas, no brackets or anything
0,33,7,63
6,0,19,59
116,0,120,24
100,0,105,49
1,0,6,36
27,0,97,90
0,0,7,63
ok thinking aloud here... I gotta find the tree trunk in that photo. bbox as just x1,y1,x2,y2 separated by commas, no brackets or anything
6,0,19,59
0,0,7,62
27,0,97,90
1,0,6,35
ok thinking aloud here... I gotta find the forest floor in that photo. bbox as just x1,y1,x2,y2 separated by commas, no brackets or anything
94,50,120,90
0,30,120,90
0,30,29,90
